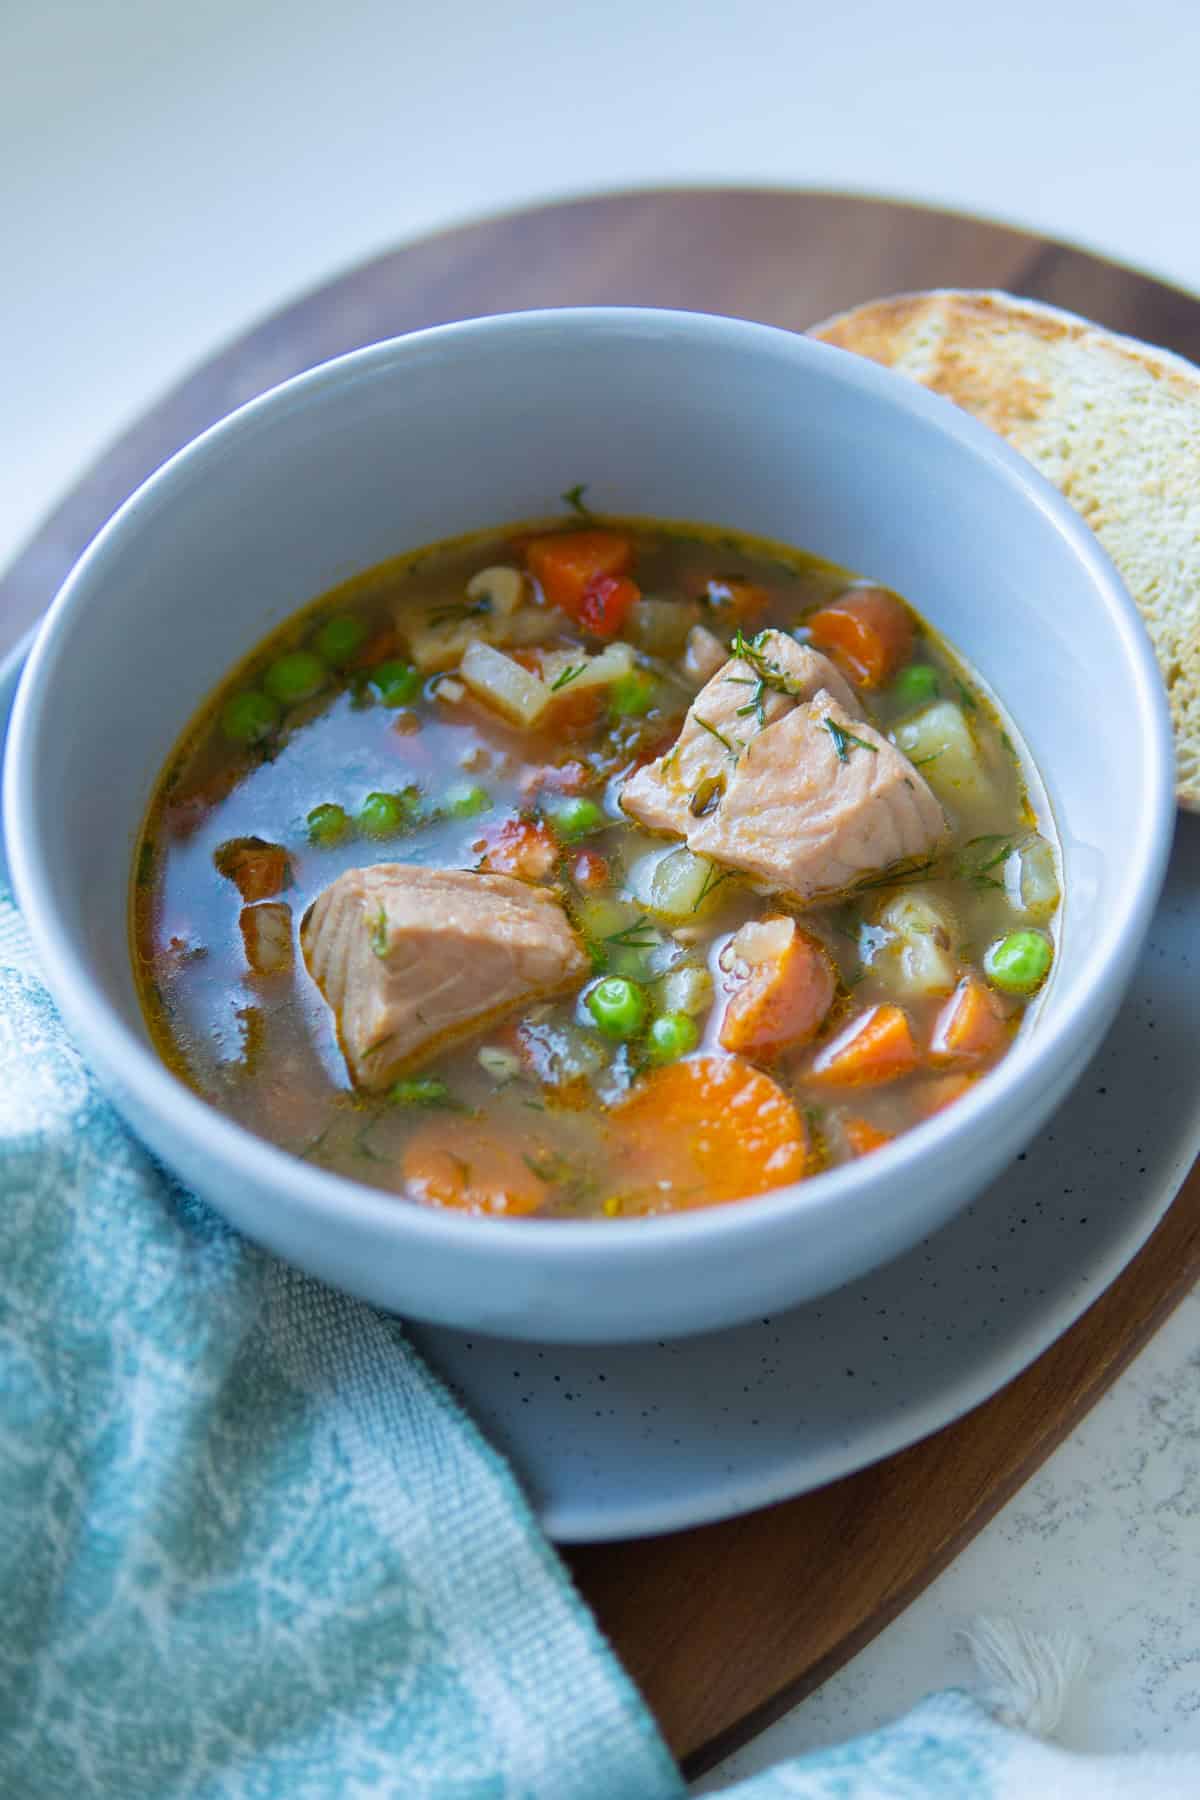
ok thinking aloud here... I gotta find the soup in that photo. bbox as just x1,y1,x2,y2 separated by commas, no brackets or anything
133,508,1060,1219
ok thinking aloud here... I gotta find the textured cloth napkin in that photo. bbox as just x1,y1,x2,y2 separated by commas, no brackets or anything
2,882,1198,1799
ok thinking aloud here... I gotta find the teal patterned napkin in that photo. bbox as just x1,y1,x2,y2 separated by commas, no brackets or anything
0,890,681,1800
3,881,1198,1799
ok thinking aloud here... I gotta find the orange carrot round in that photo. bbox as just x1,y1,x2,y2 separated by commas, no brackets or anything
806,1003,918,1087
931,975,1012,1063
805,587,914,688
403,1122,549,1216
608,1053,809,1212
718,919,835,1059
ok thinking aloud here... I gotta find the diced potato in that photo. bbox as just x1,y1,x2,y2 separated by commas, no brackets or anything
892,701,994,810
466,565,525,617
869,890,958,998
629,596,696,657
432,675,465,704
459,641,550,727
627,844,719,920
659,962,715,1017
409,602,561,671
239,902,293,976
1005,831,1060,923
540,642,635,694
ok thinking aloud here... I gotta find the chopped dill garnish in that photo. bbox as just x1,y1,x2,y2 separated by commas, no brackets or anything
911,751,942,767
604,917,660,948
955,678,978,713
550,662,587,692
824,718,879,764
854,857,940,892
691,863,731,911
955,836,1013,890
695,715,739,757
561,483,592,518
427,596,492,628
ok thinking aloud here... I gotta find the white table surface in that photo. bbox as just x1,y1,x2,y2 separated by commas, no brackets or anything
7,0,1200,1778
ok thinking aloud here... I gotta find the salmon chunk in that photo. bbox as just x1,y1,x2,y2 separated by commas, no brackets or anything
301,864,588,1090
621,631,944,901
622,631,863,840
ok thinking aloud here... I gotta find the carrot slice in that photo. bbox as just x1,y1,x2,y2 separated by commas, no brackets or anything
701,576,772,624
806,1003,918,1087
718,918,836,1059
526,531,634,616
916,1073,978,1117
608,1053,809,1212
403,1122,549,1216
931,975,1011,1062
841,1115,894,1157
805,587,914,688
474,816,560,882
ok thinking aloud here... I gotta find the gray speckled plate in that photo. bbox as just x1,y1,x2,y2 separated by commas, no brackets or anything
5,636,1198,1543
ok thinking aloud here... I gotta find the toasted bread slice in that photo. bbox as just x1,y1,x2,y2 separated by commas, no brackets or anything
810,290,1200,810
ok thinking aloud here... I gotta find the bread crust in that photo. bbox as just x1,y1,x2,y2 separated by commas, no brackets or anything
810,290,1200,810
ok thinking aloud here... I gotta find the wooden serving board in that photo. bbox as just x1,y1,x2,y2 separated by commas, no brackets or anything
5,190,1200,1777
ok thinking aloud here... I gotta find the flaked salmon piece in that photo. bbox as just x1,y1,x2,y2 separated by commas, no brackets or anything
620,625,944,900
689,691,945,899
301,864,588,1090
621,632,862,838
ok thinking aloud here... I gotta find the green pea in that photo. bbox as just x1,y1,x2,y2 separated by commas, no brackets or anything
445,782,492,819
389,1076,452,1107
357,791,405,838
220,689,281,745
264,650,328,706
313,614,368,666
646,1012,699,1064
549,796,606,841
984,930,1054,996
307,802,350,847
585,975,648,1040
371,659,421,708
609,670,658,718
892,663,939,707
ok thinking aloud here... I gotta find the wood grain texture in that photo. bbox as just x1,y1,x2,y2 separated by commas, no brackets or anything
3,188,1198,1776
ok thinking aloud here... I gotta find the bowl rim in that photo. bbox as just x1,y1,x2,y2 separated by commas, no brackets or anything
1,305,1176,1274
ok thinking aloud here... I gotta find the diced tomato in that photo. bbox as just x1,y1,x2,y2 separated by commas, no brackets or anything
475,816,559,882
571,849,610,892
519,760,593,802
805,587,914,688
578,573,640,638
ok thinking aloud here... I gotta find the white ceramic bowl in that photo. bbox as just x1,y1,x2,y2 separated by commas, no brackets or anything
2,309,1173,1342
